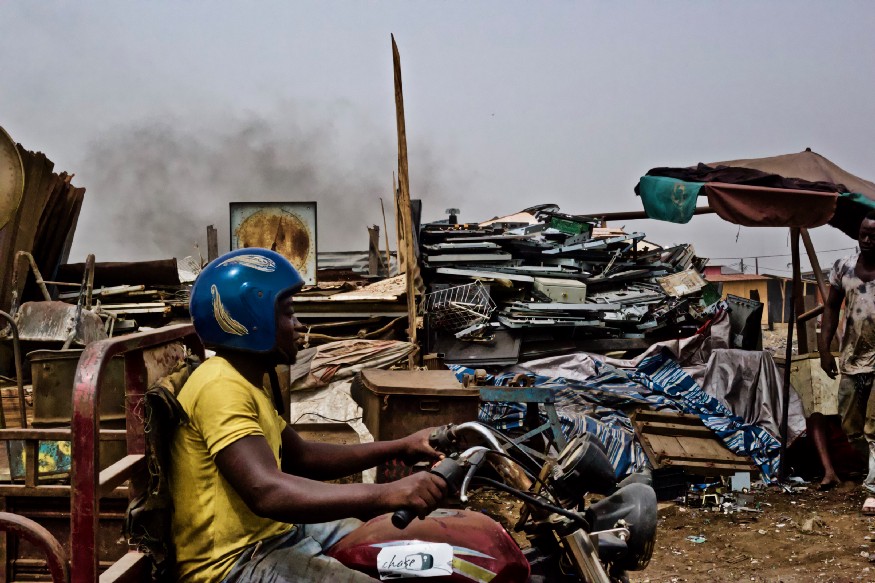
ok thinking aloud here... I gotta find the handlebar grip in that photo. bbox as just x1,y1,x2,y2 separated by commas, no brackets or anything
429,424,456,451
391,508,417,530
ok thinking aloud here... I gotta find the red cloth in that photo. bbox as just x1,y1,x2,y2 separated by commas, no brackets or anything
704,182,837,228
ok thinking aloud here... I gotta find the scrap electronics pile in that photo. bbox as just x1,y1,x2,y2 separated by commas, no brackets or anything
419,205,716,366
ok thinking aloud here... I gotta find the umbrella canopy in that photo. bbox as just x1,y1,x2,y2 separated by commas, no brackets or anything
708,149,875,199
636,149,875,238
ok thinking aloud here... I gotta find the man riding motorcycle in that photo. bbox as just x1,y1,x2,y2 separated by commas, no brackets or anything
170,248,448,583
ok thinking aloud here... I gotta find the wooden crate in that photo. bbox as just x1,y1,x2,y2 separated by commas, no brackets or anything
632,409,755,476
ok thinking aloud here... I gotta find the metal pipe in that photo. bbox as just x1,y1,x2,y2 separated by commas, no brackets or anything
71,323,204,583
0,310,27,428
0,511,69,583
9,251,52,316
451,421,503,451
595,206,714,223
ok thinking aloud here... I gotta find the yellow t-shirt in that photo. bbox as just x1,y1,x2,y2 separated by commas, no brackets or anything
170,356,293,583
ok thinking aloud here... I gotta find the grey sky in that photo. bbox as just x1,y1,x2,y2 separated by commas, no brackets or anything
2,1,873,275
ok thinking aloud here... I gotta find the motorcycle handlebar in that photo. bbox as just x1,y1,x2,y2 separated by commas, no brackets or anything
391,457,465,530
428,422,503,454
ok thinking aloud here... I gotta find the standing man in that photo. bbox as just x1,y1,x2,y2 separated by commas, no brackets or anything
819,211,875,493
171,248,448,583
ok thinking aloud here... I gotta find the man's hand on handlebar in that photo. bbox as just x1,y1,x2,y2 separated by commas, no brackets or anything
398,427,445,465
381,471,448,520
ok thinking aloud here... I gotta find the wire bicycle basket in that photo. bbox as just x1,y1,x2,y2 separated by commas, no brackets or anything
425,281,496,333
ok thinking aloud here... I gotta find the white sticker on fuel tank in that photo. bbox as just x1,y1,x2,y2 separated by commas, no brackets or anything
377,542,454,579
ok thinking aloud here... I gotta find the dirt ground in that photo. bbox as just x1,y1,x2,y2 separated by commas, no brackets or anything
470,482,875,583
633,485,875,583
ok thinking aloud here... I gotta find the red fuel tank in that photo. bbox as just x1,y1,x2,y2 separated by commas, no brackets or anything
327,509,530,582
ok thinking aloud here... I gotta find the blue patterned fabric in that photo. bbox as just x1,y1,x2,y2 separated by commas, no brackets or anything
451,348,781,483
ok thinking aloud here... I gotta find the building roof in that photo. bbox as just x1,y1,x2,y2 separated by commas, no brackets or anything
704,273,772,282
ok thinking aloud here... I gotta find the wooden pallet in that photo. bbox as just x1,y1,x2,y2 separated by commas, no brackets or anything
632,409,755,476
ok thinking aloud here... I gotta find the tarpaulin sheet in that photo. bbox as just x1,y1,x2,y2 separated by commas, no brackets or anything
453,345,792,482
700,349,805,442
704,183,837,229
597,314,807,444
638,175,703,224
289,339,416,391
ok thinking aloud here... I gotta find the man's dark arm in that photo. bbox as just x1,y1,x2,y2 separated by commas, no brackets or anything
818,284,844,379
215,434,446,525
280,426,437,481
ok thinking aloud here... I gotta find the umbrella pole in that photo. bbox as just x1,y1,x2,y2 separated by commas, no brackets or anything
779,227,802,481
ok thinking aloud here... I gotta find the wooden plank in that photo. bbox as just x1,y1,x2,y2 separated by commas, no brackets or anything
0,484,127,498
656,449,749,464
650,434,741,464
97,455,145,498
99,552,152,583
661,459,754,473
638,421,714,439
633,408,754,474
0,428,128,441
635,432,664,469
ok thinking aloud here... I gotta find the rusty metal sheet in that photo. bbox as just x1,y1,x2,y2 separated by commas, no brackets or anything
12,301,106,345
57,258,180,288
230,201,317,285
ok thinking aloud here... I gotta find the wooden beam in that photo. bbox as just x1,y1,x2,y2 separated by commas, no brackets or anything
392,35,419,368
380,197,393,276
99,552,152,583
98,454,145,498
638,421,715,439
206,225,218,263
800,228,829,302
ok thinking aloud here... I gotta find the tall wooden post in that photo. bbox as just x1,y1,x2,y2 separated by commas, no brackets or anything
380,197,393,276
779,227,802,481
206,225,218,263
392,35,419,367
791,228,808,354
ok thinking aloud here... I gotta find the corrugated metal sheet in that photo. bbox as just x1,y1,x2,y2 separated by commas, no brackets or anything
0,143,85,310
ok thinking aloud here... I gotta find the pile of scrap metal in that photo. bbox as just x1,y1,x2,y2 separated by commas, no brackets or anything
292,274,410,348
53,257,193,331
420,205,717,366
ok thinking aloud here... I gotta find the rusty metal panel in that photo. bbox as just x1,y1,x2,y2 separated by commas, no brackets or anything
13,301,106,345
57,259,180,288
230,201,318,285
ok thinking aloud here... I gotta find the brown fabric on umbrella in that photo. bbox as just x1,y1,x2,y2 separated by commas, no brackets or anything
704,183,838,228
708,149,875,200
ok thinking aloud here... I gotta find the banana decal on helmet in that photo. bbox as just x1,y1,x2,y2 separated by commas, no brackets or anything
211,284,249,336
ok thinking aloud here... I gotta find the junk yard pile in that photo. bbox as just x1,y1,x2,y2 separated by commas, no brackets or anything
3,122,875,579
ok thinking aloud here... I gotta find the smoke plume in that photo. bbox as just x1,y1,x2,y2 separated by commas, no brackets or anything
70,106,460,263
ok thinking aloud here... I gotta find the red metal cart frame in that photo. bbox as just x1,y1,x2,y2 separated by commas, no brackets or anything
0,323,203,582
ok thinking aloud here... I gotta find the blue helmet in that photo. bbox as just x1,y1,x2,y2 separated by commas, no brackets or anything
189,248,305,353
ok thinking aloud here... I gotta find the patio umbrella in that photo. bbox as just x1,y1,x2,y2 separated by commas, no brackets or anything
633,148,875,480
636,148,875,239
